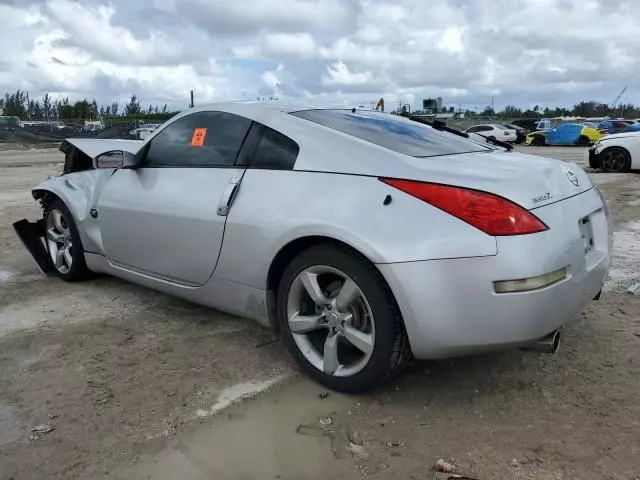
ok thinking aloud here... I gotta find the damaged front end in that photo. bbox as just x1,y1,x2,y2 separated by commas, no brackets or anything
12,140,92,276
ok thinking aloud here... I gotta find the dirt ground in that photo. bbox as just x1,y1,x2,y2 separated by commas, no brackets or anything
0,145,639,479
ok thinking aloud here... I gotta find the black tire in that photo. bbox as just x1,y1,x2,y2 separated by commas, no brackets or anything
487,135,496,144
44,199,92,281
276,244,410,393
577,135,590,146
532,136,545,146
600,147,631,173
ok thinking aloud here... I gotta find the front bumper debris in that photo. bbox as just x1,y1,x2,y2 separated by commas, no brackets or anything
587,148,601,169
13,219,55,275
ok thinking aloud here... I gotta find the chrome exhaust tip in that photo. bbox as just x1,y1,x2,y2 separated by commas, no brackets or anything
521,329,561,353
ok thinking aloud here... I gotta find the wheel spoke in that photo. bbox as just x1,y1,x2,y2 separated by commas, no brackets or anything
52,210,65,232
343,325,373,354
323,332,340,375
46,228,63,243
336,278,359,311
288,312,324,334
55,249,65,269
300,271,330,306
64,248,73,267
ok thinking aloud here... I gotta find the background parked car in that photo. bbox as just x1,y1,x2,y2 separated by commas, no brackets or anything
525,123,605,146
596,120,640,135
503,123,528,143
587,131,640,172
465,124,517,143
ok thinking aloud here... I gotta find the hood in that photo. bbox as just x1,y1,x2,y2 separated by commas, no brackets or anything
60,138,144,158
599,131,640,141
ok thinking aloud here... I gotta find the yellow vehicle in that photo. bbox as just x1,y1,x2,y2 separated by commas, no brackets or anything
525,123,606,146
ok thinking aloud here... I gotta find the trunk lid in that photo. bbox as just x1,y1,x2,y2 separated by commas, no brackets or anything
399,150,593,210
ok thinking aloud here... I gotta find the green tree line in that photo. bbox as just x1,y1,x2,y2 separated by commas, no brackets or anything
3,90,640,122
0,90,179,121
467,101,640,119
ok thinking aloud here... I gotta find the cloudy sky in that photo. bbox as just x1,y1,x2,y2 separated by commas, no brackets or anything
0,0,638,111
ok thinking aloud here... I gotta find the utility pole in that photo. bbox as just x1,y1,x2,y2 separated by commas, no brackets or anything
189,90,194,108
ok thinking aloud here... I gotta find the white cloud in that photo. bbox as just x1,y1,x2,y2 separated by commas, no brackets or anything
264,33,317,58
322,61,373,86
436,27,464,54
0,0,639,111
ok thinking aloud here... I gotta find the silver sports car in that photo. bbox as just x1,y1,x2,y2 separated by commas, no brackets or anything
14,103,613,392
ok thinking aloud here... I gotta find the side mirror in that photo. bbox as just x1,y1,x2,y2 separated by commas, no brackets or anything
94,150,139,169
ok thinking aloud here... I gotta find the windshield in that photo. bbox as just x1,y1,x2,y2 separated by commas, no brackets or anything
290,109,491,157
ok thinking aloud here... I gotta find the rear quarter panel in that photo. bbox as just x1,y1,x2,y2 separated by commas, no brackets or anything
214,169,497,289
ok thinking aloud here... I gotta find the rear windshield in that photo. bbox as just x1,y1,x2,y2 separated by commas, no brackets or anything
290,109,491,157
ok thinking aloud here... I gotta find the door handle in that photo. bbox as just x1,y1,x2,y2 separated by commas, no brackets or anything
217,177,241,216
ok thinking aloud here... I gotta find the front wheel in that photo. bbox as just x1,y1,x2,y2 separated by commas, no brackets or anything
277,245,410,393
532,136,545,146
44,199,92,281
600,147,631,173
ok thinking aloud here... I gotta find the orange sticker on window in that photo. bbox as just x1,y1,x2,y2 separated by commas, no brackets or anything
191,128,207,147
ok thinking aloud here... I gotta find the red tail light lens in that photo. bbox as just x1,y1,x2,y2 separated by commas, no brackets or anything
380,178,548,236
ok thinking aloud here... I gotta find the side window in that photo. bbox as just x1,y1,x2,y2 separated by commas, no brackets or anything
144,111,251,167
467,126,478,133
250,127,299,170
480,126,493,132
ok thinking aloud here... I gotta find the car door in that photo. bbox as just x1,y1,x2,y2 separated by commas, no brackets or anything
96,111,254,286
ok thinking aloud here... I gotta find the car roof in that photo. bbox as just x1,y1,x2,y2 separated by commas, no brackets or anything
189,101,350,116
169,101,369,127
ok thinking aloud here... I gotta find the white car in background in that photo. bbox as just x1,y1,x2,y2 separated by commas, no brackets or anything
587,131,640,173
129,123,163,140
465,124,517,143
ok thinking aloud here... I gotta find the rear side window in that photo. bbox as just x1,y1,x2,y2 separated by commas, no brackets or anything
144,111,252,167
251,127,299,169
290,110,490,158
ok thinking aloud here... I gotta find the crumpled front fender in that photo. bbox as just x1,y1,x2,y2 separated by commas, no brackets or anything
32,169,115,255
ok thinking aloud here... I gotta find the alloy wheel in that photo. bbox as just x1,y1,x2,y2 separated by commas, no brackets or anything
601,149,628,173
286,265,375,377
46,209,73,274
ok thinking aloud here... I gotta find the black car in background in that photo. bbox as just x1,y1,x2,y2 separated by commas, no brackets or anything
503,123,528,144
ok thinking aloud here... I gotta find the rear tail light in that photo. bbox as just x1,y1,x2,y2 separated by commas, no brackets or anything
379,178,548,236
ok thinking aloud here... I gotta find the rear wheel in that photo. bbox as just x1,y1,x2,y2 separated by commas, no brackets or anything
532,136,545,146
44,199,92,281
577,135,590,146
277,245,410,393
600,147,631,173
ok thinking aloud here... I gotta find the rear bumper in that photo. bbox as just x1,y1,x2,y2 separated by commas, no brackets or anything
378,188,612,359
